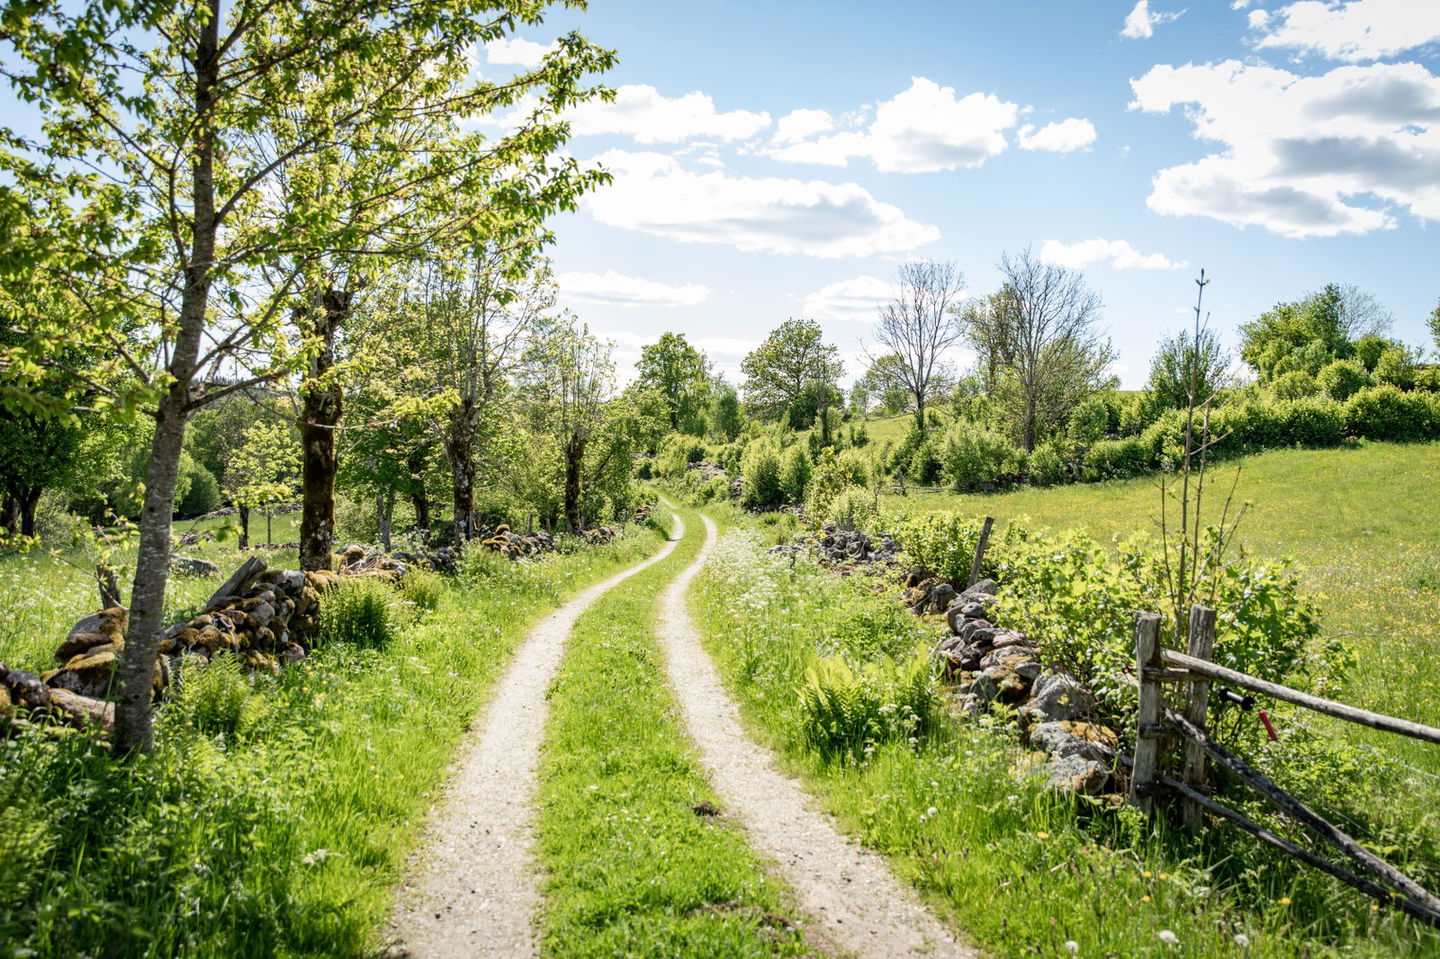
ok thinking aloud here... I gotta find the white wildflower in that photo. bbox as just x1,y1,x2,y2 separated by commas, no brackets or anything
1157,930,1178,945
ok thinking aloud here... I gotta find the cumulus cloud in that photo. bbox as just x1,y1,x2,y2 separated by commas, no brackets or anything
1130,59,1440,237
1039,238,1187,270
766,77,1020,173
1253,0,1440,63
483,37,555,67
584,150,941,257
565,84,771,143
1121,0,1184,39
558,270,710,308
1018,118,1098,152
774,109,836,144
801,275,895,322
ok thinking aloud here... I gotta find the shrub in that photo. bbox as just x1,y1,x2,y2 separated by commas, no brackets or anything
318,577,409,648
1211,401,1283,453
940,420,1020,491
893,512,1001,584
401,568,445,613
1139,410,1187,468
827,486,877,532
1082,437,1151,481
1275,397,1344,447
740,440,785,509
779,444,812,504
1067,396,1109,444
1353,334,1389,372
1316,359,1371,402
1344,385,1438,441
1373,346,1416,390
1271,369,1320,400
655,434,708,478
835,447,873,488
906,436,944,485
1027,442,1069,487
1415,367,1440,394
176,459,221,518
797,646,938,763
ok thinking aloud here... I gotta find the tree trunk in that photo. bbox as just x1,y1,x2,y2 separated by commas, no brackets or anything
18,487,40,538
298,287,349,571
113,0,219,757
564,432,585,534
265,508,273,547
377,489,393,551
447,397,478,546
914,394,926,436
238,503,250,549
1,495,17,535
410,489,430,545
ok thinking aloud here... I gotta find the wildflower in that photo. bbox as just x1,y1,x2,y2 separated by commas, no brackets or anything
1233,933,1251,948
926,806,938,818
1036,831,1050,840
1278,896,1291,906
1157,930,1178,945
1064,941,1080,954
1141,895,1151,903
1143,870,1153,879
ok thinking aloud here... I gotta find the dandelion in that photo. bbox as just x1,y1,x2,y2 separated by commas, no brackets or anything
1143,870,1153,879
1141,895,1151,903
1157,930,1178,945
1036,831,1050,840
1278,896,1291,906
1233,932,1251,948
1064,942,1079,955
926,806,938,818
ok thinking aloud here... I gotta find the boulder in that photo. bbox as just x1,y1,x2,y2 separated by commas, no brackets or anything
1020,671,1095,726
55,607,128,663
979,645,1042,682
1040,754,1110,795
902,567,930,589
918,582,957,615
971,666,1030,706
170,555,221,577
959,579,998,602
340,544,367,566
1028,720,1117,763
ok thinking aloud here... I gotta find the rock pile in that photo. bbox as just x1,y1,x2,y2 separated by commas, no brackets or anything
686,461,743,499
475,524,556,559
922,577,1117,795
393,545,459,573
769,524,902,572
633,502,657,524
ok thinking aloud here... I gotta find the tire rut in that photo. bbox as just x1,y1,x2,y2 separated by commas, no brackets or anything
387,524,683,958
656,513,981,959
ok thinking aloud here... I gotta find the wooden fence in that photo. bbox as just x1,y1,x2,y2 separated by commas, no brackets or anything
1129,607,1440,928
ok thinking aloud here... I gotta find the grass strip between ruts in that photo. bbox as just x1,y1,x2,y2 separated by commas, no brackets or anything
535,507,812,958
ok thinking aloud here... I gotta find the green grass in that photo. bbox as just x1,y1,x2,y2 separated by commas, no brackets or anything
0,527,666,957
535,506,811,958
690,518,1440,957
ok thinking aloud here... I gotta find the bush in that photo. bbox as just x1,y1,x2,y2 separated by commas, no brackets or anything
779,444,812,504
318,577,410,648
740,440,785,510
827,486,877,532
940,420,1021,491
33,492,85,548
655,434,708,478
176,459,221,518
1344,385,1439,441
906,436,944,485
797,646,938,763
1373,346,1416,390
1067,397,1109,444
1027,442,1069,487
893,512,1001,584
1139,410,1187,468
1275,397,1345,447
1316,359,1371,402
1082,437,1151,481
1271,369,1320,400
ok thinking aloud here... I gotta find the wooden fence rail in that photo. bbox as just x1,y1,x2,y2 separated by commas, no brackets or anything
1129,607,1440,927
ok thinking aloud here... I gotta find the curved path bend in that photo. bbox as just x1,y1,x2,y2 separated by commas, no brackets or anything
657,512,980,959
388,521,683,959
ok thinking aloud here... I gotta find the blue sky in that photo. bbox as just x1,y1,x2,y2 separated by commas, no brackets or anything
488,0,1440,387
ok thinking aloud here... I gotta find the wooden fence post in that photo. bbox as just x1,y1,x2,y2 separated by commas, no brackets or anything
967,516,994,588
1181,605,1217,830
1130,612,1164,814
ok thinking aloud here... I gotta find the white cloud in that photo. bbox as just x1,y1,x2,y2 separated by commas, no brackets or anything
774,109,835,144
558,270,710,308
483,37,555,68
766,77,1019,173
1122,0,1184,39
1248,9,1271,29
1253,0,1440,63
566,84,771,143
584,150,942,257
1231,0,1251,8
1130,59,1440,237
801,275,895,321
1018,118,1098,152
1039,238,1188,270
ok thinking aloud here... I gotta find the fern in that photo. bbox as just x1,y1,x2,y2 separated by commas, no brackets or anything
797,645,938,763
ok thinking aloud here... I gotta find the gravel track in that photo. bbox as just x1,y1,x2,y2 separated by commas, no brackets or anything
656,513,980,959
387,522,683,958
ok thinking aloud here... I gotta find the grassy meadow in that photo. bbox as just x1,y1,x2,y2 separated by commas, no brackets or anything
687,440,1440,957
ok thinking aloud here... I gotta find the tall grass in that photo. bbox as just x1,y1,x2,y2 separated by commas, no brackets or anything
0,525,666,957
